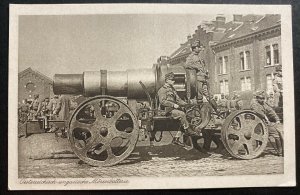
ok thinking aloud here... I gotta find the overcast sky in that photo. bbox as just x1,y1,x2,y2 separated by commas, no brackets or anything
19,14,232,78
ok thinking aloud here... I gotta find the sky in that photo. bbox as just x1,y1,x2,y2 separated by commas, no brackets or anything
19,14,232,78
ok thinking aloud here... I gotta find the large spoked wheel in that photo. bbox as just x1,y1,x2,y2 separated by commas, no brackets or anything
221,110,268,159
68,95,139,166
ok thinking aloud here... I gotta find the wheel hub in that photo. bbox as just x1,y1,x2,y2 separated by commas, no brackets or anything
100,126,108,137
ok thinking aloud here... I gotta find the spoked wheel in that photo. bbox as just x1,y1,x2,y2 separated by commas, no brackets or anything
221,110,268,159
68,95,139,166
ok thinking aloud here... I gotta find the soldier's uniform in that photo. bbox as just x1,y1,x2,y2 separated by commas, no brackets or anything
227,94,243,112
267,93,275,108
273,67,283,108
185,44,208,102
48,95,59,118
30,95,42,120
217,95,228,112
41,98,50,116
157,72,197,147
157,75,189,129
54,95,71,121
250,90,283,156
19,100,30,123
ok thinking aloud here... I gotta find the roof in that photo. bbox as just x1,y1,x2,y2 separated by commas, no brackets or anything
218,14,281,44
169,14,280,60
19,67,53,84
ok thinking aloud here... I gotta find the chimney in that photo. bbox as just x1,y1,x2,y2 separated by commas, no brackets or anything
233,15,243,22
215,15,226,28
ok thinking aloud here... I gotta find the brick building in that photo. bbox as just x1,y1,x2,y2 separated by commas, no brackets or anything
18,67,53,105
211,14,281,96
166,14,281,97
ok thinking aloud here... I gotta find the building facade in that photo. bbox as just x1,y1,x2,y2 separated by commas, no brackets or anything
211,14,281,96
166,14,281,97
18,67,53,104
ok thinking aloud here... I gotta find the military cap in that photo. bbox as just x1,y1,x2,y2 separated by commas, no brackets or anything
275,65,282,72
274,66,282,75
254,90,265,98
165,72,175,81
191,40,201,49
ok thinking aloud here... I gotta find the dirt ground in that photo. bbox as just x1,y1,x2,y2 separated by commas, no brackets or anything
18,132,284,178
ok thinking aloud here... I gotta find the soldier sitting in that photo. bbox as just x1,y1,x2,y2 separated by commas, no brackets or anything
250,90,283,156
157,72,196,146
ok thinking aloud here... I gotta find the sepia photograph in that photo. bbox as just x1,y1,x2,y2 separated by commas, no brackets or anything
8,4,295,190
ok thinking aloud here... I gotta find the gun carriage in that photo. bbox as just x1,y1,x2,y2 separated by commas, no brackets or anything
52,64,269,166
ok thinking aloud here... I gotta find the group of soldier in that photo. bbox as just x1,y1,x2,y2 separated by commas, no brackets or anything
18,94,77,132
157,40,283,156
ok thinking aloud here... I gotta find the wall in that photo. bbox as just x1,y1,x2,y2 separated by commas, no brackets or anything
18,70,53,105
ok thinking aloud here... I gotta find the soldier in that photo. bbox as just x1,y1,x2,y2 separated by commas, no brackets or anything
19,99,30,123
267,92,275,108
41,97,50,116
227,92,243,112
53,95,71,121
273,66,283,108
29,94,42,120
184,40,218,115
157,72,195,146
250,90,283,156
48,95,59,118
217,93,228,113
40,97,51,129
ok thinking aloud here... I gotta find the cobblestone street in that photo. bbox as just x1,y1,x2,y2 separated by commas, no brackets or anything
18,133,284,178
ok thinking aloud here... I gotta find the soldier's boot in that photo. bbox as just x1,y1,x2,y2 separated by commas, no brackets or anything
182,135,194,151
275,137,283,156
172,137,185,147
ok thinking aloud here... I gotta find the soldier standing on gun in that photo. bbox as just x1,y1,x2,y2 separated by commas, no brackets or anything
250,90,283,156
185,41,219,117
158,72,196,146
185,40,219,134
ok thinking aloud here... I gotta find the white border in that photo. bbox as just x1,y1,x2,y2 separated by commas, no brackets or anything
8,4,295,190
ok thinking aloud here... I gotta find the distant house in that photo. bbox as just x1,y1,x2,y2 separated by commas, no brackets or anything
18,67,53,104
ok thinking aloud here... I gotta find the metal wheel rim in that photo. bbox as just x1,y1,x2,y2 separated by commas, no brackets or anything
221,110,268,159
68,95,139,166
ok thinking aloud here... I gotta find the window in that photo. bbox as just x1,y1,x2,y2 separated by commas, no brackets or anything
241,77,251,91
240,51,250,70
218,56,228,75
265,44,280,66
223,56,228,74
266,74,274,94
266,46,271,66
273,44,279,65
220,80,229,95
245,51,251,69
240,52,245,70
218,57,223,74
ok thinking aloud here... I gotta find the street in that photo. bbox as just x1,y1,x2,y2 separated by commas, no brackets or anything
18,132,284,178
